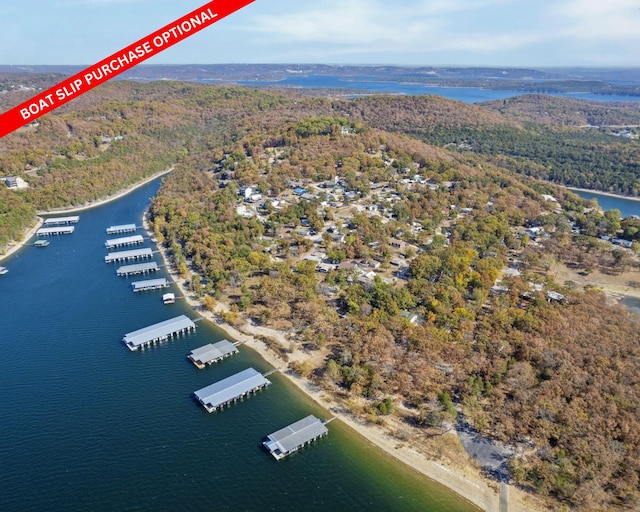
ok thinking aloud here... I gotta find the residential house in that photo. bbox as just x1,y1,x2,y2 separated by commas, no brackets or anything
4,176,28,189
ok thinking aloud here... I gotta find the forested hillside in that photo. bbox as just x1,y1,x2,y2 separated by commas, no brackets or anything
145,112,639,510
334,95,640,196
1,80,640,509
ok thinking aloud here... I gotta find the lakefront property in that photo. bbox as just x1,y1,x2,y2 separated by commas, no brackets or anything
263,415,329,460
193,367,271,412
121,314,195,350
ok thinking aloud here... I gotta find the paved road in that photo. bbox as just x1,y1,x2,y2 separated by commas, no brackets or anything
500,481,509,512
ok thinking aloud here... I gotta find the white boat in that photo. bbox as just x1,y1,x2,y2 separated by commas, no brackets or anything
0,266,8,275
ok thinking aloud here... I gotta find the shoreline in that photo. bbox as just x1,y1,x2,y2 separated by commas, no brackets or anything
36,167,174,215
0,168,173,265
144,213,546,512
566,186,640,203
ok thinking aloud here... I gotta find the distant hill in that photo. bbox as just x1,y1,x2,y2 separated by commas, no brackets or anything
482,94,640,127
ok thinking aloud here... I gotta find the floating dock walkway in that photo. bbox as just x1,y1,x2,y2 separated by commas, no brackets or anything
131,278,169,292
188,340,238,369
43,216,79,226
105,248,153,263
37,226,75,236
106,223,137,234
263,415,329,460
105,235,144,249
116,262,159,276
122,314,195,351
194,367,271,412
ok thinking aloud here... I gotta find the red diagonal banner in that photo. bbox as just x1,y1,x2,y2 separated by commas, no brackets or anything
0,0,254,138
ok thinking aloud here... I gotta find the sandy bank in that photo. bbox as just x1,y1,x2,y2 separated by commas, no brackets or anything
36,168,174,215
566,186,640,204
144,214,548,512
0,217,44,264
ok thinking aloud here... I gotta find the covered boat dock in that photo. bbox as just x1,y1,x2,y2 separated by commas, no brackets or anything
188,340,238,369
194,367,271,412
106,223,137,234
263,415,329,460
44,216,79,226
37,226,75,236
122,314,195,351
116,261,159,276
105,248,153,263
131,278,169,292
105,235,144,249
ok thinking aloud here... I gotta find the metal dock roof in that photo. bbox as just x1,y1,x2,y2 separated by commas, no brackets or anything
131,278,169,292
43,216,79,225
264,415,328,460
105,235,144,249
122,315,195,350
106,223,137,234
194,367,271,412
188,340,238,367
37,226,75,236
116,262,159,276
105,248,153,263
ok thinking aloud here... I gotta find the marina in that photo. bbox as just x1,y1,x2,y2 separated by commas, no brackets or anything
0,175,476,512
131,278,170,292
188,340,239,369
105,234,144,249
43,216,79,226
122,314,196,351
106,223,137,234
194,367,271,412
37,226,75,236
116,261,159,276
105,247,153,263
263,415,329,460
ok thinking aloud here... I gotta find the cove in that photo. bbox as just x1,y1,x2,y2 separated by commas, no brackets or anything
0,177,478,512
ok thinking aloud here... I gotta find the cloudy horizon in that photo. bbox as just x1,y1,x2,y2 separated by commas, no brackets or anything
1,0,639,67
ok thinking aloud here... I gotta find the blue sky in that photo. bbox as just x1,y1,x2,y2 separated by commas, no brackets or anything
1,0,639,67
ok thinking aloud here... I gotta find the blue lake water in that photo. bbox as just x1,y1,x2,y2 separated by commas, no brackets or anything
0,178,477,512
572,189,640,219
234,75,640,103
572,189,640,311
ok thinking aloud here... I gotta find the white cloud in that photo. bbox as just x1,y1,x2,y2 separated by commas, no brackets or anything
247,0,538,58
550,0,640,43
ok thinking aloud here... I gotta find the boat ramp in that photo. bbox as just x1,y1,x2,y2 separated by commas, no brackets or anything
122,314,195,351
116,262,159,277
105,234,144,249
263,415,329,460
131,278,169,292
188,340,238,369
194,367,271,412
43,216,79,226
105,248,153,263
37,226,74,236
106,223,137,235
